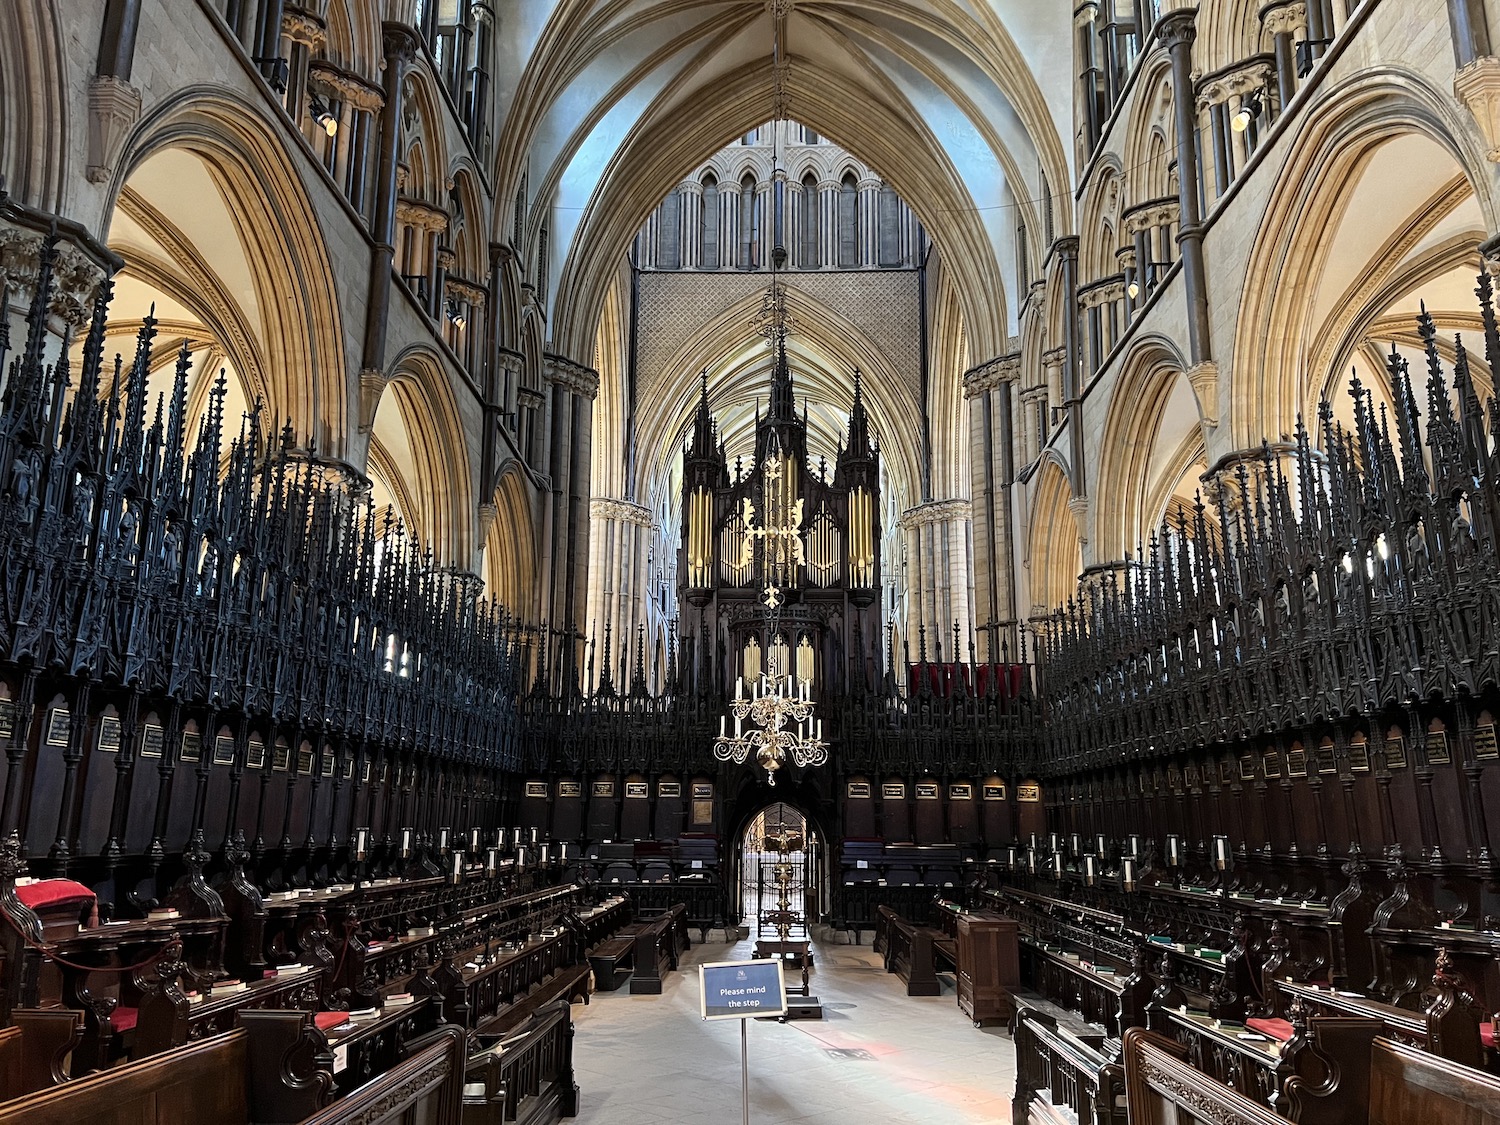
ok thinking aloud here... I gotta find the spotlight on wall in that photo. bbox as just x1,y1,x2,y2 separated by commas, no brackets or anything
1230,92,1262,134
310,95,338,137
447,301,467,330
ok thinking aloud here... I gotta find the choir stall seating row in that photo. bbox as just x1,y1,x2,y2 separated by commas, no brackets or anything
987,878,1500,1125
0,834,639,1125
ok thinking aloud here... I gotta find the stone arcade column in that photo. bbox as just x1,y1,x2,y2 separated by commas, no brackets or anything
964,355,1021,660
361,24,419,385
1158,9,1214,371
679,180,703,269
541,356,599,636
585,498,657,687
719,191,739,271
1261,1,1308,109
857,176,882,267
900,500,976,649
818,179,840,268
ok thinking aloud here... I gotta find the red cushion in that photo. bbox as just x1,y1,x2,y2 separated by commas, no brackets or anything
314,1012,348,1032
112,1006,137,1033
1246,1017,1295,1042
1483,1022,1495,1048
14,880,95,910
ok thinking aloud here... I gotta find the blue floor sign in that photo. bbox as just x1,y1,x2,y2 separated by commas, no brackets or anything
700,958,788,1021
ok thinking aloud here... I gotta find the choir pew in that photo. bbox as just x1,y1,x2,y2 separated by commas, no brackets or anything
0,1016,471,1125
874,905,945,997
1122,1025,1500,1125
465,1000,579,1125
629,904,690,996
1011,1006,1126,1125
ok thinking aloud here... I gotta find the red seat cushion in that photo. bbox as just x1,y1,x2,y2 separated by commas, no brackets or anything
1482,1022,1495,1048
1246,1017,1295,1042
14,880,95,911
112,1006,138,1033
314,1011,348,1032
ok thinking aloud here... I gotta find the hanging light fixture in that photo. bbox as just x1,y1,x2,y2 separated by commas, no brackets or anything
446,300,466,330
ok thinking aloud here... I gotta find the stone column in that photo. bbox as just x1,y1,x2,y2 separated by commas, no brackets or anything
900,500,975,646
361,24,419,384
858,176,882,267
639,207,659,270
964,355,1021,659
1076,2,1102,153
1158,9,1213,366
679,180,702,269
542,356,600,637
586,498,657,687
819,180,840,268
1041,346,1066,448
786,181,803,268
720,191,739,271
1261,2,1308,108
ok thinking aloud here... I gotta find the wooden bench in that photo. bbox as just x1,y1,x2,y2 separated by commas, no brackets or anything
1123,1024,1500,1125
464,1000,579,1125
588,936,636,992
629,904,689,996
0,1012,469,1125
875,906,942,997
1011,1006,1125,1125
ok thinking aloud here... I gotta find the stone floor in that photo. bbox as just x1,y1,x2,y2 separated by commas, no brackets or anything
568,935,1016,1124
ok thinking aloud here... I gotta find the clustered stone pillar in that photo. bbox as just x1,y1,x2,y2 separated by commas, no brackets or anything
1261,1,1308,109
963,356,1021,660
360,24,419,385
637,208,659,269
1158,8,1213,368
308,64,384,220
679,181,703,268
719,189,739,272
857,176,882,267
818,179,840,268
585,499,658,688
900,500,976,651
540,356,599,635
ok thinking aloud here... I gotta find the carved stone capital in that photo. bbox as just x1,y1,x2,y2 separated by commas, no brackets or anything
1123,199,1181,235
1197,61,1275,111
358,367,389,434
1156,7,1198,52
962,353,1021,398
86,74,142,186
900,499,972,529
495,348,525,376
382,24,421,72
1261,0,1308,37
1041,346,1068,370
0,224,108,326
307,61,384,111
543,354,599,400
282,10,327,47
434,246,457,271
1074,2,1100,29
1455,56,1500,163
1116,245,1138,269
590,498,655,528
444,276,486,306
1067,496,1091,548
1186,359,1219,427
396,198,449,233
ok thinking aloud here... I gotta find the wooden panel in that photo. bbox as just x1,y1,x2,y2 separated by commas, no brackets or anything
0,1030,249,1125
1367,1037,1500,1125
